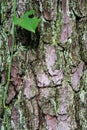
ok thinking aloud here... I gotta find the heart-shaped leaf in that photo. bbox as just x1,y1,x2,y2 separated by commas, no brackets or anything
12,10,40,33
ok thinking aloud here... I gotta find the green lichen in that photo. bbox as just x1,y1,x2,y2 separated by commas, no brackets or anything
52,8,63,46
80,90,86,103
50,88,59,115
50,98,58,115
74,69,87,130
78,20,87,63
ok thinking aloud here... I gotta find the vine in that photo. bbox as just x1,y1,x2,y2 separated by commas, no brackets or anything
2,0,17,129
1,0,40,129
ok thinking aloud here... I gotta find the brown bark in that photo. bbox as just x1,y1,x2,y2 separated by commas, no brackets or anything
0,0,87,130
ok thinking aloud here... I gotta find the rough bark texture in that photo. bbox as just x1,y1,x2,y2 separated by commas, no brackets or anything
0,0,87,130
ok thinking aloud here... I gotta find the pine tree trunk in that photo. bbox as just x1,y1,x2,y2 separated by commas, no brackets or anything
0,0,87,130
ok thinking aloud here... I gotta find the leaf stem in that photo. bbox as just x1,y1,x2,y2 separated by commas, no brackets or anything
3,0,16,129
3,0,16,108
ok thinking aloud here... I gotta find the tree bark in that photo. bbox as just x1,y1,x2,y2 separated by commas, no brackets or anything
0,0,87,130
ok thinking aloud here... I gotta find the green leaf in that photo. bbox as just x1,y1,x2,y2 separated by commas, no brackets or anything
12,10,40,33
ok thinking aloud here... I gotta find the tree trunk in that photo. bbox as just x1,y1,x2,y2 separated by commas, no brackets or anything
0,0,87,130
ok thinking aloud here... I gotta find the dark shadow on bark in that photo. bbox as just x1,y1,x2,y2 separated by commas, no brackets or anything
16,27,40,50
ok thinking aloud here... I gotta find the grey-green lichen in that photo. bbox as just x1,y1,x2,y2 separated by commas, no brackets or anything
51,4,63,46
0,2,10,127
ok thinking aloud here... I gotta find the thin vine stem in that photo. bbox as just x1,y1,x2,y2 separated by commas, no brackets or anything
3,0,16,129
3,0,16,107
